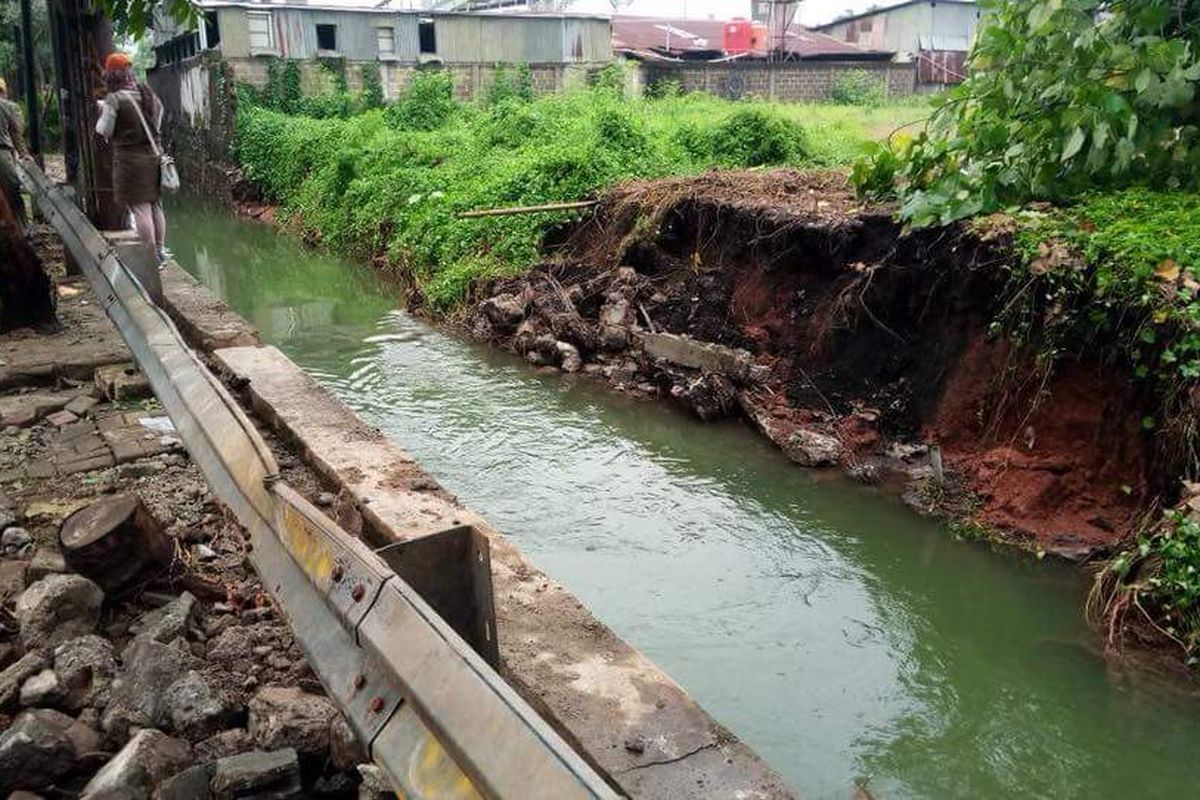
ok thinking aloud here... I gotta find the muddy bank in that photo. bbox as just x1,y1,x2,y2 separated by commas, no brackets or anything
456,170,1153,559
0,226,383,798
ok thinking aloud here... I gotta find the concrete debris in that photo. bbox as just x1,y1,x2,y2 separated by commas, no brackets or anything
15,574,105,651
671,372,738,421
27,547,68,582
0,652,49,711
210,748,302,800
556,341,583,373
247,687,337,756
2,525,33,555
80,728,192,800
193,728,254,764
0,559,29,602
0,708,82,794
19,669,65,708
356,764,394,800
783,429,843,468
154,763,215,800
134,592,197,645
328,713,366,771
53,635,117,710
642,332,753,382
162,670,236,741
101,638,196,739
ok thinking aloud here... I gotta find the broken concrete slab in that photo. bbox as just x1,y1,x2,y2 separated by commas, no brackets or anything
64,395,100,418
0,389,79,428
640,331,754,382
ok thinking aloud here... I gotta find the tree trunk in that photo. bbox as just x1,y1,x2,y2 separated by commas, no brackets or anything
59,493,175,593
0,188,56,333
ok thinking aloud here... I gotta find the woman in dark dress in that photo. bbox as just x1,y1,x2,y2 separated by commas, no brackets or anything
95,52,168,263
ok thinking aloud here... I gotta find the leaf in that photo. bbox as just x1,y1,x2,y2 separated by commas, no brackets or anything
1156,259,1181,281
1061,126,1087,162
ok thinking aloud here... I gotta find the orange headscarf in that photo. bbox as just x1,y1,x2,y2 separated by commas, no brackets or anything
105,52,133,72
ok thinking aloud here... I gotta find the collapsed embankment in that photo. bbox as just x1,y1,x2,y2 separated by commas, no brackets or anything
450,170,1156,560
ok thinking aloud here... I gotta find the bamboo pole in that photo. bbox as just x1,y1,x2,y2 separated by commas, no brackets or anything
456,199,599,219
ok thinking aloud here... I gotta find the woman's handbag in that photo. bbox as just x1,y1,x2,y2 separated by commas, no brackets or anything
128,94,180,192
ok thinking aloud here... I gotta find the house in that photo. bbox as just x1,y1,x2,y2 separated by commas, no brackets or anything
151,0,612,101
814,0,982,85
611,15,892,62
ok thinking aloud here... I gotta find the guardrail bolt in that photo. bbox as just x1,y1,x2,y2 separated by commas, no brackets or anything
351,583,365,602
331,565,344,583
354,674,367,691
369,696,384,713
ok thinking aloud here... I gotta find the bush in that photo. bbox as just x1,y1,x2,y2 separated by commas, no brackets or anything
485,63,534,106
708,109,808,167
235,84,817,308
830,70,886,106
386,70,459,131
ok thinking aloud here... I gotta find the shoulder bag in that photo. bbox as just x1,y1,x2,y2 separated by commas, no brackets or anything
126,92,180,192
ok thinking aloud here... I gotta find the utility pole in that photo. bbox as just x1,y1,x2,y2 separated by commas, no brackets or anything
19,0,43,166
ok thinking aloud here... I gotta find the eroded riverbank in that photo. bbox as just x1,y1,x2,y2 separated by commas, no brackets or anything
169,195,1200,799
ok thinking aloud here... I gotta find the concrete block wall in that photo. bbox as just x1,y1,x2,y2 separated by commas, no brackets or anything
643,60,917,102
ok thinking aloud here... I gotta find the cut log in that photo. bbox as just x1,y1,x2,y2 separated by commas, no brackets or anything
59,494,175,593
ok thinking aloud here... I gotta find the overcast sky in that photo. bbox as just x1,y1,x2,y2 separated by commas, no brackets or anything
565,0,885,26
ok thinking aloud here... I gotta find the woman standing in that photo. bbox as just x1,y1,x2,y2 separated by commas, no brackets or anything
95,52,168,264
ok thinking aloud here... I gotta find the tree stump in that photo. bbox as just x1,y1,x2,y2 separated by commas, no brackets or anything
59,494,175,593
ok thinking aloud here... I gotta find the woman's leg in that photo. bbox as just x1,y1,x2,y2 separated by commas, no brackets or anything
129,203,154,246
152,201,166,250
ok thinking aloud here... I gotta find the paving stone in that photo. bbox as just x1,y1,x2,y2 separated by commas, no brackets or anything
64,395,99,417
56,453,116,475
45,410,78,428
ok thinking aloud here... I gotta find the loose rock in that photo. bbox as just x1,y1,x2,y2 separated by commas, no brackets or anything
102,638,195,739
18,669,64,709
80,728,192,800
0,708,80,794
784,429,843,468
247,687,337,756
134,592,197,645
154,763,214,800
162,670,236,741
2,526,32,555
193,728,254,763
328,713,366,771
15,574,104,651
0,559,28,602
210,748,302,800
54,635,117,710
0,652,49,711
27,548,67,582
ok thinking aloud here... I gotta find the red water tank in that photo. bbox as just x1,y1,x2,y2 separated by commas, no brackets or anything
724,18,753,55
750,21,770,55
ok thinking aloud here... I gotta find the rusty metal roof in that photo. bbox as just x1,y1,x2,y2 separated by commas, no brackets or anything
612,15,888,60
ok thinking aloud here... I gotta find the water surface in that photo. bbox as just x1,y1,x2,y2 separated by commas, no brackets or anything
169,198,1200,799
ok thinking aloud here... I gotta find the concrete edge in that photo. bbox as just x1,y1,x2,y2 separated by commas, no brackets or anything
159,266,798,799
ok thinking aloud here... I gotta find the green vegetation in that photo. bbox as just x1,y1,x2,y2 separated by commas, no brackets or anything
854,0,1200,226
830,70,887,107
235,69,911,308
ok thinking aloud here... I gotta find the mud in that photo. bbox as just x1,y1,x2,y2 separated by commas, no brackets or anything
460,170,1152,558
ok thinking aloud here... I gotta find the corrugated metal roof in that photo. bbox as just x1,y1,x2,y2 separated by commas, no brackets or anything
612,16,886,59
813,0,977,30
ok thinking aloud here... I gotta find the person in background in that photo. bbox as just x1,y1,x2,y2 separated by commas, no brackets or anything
95,51,168,264
0,77,29,230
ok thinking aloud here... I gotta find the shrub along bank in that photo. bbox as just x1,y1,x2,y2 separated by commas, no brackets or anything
233,72,908,308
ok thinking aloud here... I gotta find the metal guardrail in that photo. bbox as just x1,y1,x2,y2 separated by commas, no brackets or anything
18,162,620,800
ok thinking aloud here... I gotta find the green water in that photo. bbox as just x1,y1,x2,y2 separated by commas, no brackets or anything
168,198,1200,799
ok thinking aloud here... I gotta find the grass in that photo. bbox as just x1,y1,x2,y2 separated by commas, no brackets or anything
235,71,921,309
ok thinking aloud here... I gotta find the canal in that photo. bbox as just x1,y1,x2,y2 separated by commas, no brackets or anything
168,198,1200,798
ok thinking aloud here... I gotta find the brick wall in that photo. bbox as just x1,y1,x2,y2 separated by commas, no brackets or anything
641,60,916,102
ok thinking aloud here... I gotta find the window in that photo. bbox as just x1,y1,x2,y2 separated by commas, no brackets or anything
418,18,436,54
377,26,395,57
204,11,221,48
248,11,274,51
316,23,338,52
